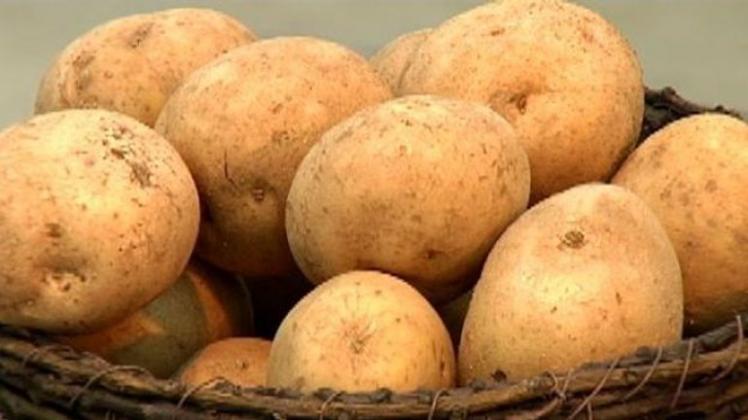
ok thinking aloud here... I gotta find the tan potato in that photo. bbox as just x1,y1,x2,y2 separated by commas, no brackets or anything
58,262,252,378
35,8,257,126
370,29,431,95
156,37,392,278
267,271,455,392
286,95,529,302
613,114,748,333
401,0,644,202
0,110,199,333
177,338,271,387
459,184,683,383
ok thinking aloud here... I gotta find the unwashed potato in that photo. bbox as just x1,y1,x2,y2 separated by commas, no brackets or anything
156,37,392,278
0,109,199,333
267,271,455,392
370,28,431,95
286,95,529,303
400,0,644,202
613,114,748,333
59,262,252,378
35,8,256,126
176,337,272,387
460,184,683,382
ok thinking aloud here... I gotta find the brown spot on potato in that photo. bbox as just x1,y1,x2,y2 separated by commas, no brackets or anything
271,130,291,144
128,22,154,48
46,223,63,238
489,28,505,36
615,292,622,305
129,161,152,187
425,249,444,260
705,179,718,192
510,93,528,114
560,230,586,249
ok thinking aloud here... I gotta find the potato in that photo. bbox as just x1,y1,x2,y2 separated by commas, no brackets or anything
0,110,199,333
156,37,392,278
58,262,252,378
613,114,748,333
267,271,455,392
370,29,431,95
35,8,256,126
286,95,529,302
176,338,271,387
400,0,644,202
459,184,683,382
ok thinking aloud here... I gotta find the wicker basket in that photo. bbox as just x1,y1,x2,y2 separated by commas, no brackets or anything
0,88,745,420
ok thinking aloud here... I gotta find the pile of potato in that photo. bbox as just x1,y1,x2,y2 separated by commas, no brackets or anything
1,0,746,392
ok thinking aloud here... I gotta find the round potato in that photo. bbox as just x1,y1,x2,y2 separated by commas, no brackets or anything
267,271,455,392
370,28,431,95
286,95,529,302
459,184,683,383
613,114,748,333
156,37,392,278
36,8,256,126
400,0,644,202
0,110,199,333
58,262,252,378
176,338,271,387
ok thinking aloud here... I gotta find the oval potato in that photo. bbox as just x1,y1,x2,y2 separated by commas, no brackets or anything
613,114,748,333
36,8,257,126
401,0,644,202
286,95,529,302
156,37,392,278
0,110,199,333
459,184,683,382
267,271,455,392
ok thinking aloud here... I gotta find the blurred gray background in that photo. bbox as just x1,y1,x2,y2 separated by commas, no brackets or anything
0,0,746,128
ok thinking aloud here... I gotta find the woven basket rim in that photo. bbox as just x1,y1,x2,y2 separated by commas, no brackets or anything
0,87,745,419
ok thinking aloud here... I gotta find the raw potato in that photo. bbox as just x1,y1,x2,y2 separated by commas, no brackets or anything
459,184,683,382
613,114,748,333
267,271,455,392
156,37,392,278
35,8,256,126
370,29,431,95
0,110,199,334
286,95,530,302
177,338,271,387
59,262,252,378
400,0,644,202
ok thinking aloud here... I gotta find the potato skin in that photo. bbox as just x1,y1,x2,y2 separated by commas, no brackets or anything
35,8,256,126
58,262,252,378
613,114,748,333
401,0,644,202
0,109,199,333
156,37,392,278
286,95,529,302
370,29,431,95
267,271,455,392
176,338,271,387
459,184,683,383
